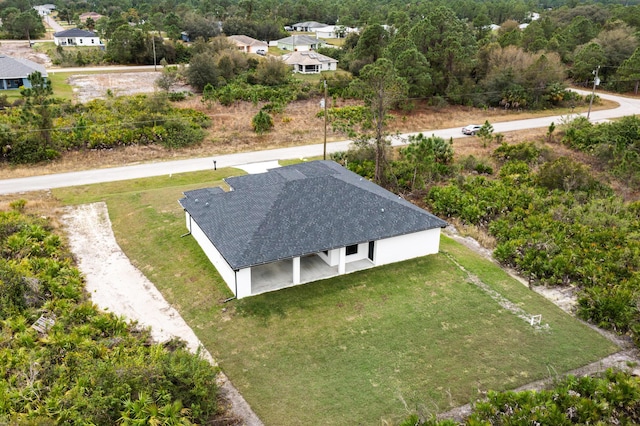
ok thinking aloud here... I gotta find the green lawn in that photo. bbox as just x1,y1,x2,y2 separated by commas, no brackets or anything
53,170,619,425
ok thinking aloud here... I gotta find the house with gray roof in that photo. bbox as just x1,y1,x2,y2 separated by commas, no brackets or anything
291,21,326,32
179,160,447,298
0,55,47,90
276,35,324,52
53,28,103,47
283,50,338,74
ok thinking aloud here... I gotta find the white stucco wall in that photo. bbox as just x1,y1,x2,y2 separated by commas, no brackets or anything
375,228,442,266
54,36,102,46
328,62,337,71
185,212,238,296
318,249,339,266
236,268,252,298
345,242,369,262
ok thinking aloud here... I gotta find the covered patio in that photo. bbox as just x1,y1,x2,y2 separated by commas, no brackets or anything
251,253,374,295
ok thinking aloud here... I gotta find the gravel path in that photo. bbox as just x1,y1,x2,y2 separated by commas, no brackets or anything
61,202,263,426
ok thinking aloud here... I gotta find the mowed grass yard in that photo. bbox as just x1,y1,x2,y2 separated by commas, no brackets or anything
54,169,618,425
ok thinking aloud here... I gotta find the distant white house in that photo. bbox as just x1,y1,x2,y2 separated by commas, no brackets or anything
282,51,338,74
290,21,326,32
313,25,358,39
0,55,47,90
227,35,268,54
276,35,324,51
33,4,55,16
179,161,447,299
53,28,103,47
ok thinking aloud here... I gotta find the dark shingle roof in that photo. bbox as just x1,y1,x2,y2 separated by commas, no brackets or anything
179,160,447,270
0,55,47,79
53,28,97,38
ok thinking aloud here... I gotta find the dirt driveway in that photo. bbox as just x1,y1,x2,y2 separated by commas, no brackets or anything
61,202,262,426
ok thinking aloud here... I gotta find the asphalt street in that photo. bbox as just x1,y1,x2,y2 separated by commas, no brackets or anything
1,89,638,195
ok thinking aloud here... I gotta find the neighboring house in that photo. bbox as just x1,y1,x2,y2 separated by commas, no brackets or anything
276,35,324,51
227,35,268,54
282,51,338,74
79,12,104,23
0,55,48,90
291,21,326,32
179,160,447,299
313,25,358,39
53,28,103,46
33,4,55,16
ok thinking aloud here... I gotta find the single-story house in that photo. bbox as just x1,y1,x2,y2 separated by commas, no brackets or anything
33,4,55,16
227,35,268,54
53,28,103,46
312,25,358,39
291,21,326,32
179,160,447,299
276,35,324,52
0,55,47,90
79,12,104,23
282,50,338,74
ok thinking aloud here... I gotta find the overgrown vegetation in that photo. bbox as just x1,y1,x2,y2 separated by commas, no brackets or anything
0,204,219,424
0,76,210,164
422,129,640,344
563,115,640,188
411,369,640,425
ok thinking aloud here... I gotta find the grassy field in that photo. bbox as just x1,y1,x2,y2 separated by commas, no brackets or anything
53,169,619,425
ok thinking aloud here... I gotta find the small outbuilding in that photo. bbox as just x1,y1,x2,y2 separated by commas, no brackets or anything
179,160,447,298
282,50,338,74
53,28,103,46
0,55,47,90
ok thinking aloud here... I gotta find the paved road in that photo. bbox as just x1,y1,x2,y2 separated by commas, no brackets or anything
47,65,161,73
1,90,638,195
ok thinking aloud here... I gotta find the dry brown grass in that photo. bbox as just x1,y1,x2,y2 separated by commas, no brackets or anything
0,97,617,180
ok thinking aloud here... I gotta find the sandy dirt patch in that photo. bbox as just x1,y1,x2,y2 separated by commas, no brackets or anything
67,72,193,103
0,41,52,67
61,202,262,426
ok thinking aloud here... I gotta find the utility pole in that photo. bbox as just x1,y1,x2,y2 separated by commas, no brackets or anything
587,65,600,120
323,80,328,160
152,33,157,71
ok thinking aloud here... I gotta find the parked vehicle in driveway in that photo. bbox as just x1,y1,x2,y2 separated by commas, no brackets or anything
256,49,266,56
462,124,482,135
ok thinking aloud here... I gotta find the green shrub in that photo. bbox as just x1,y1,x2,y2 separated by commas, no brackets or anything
251,110,273,134
493,142,542,164
168,91,188,102
536,157,598,192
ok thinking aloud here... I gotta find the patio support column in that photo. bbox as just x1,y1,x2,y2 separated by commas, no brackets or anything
338,247,346,275
292,256,301,285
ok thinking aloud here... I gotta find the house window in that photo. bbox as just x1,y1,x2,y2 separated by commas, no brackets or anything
346,244,358,256
79,39,83,44
91,39,95,44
